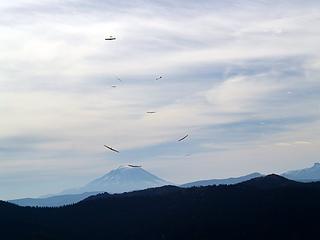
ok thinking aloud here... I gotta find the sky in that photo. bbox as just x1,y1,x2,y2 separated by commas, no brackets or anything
0,0,320,200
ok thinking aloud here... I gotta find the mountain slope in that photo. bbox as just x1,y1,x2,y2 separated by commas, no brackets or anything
61,165,172,194
181,172,262,187
282,163,320,182
9,192,102,207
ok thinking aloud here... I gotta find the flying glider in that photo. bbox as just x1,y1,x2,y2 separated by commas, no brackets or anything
128,165,142,168
104,145,119,153
178,134,189,142
105,36,116,40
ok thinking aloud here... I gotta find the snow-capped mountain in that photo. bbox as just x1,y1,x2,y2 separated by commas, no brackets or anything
10,165,172,207
282,163,320,182
61,165,172,195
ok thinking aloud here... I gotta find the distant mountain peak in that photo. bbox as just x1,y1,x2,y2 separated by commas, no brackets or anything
313,162,320,167
60,165,172,195
14,166,173,207
282,162,320,181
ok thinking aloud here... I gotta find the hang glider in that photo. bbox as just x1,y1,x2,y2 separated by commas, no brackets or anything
111,85,117,88
104,145,119,153
178,134,189,142
105,36,116,40
128,165,142,168
156,76,162,80
146,111,156,114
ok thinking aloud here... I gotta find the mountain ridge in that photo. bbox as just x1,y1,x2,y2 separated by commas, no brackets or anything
2,174,320,240
8,162,320,207
181,162,320,188
181,172,262,187
9,192,103,207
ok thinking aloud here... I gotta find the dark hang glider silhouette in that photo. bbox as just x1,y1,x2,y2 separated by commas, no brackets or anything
178,134,189,142
104,145,119,153
146,111,156,114
105,36,116,40
156,76,162,80
128,165,142,168
111,85,117,88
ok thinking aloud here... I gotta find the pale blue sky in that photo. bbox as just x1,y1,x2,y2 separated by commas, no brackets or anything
0,0,320,199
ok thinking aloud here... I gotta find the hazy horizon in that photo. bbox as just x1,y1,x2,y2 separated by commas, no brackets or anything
1,0,320,200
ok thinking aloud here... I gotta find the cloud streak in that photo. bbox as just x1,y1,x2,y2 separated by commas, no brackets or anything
0,0,320,199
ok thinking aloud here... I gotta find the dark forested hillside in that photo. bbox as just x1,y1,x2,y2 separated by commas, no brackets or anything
1,175,320,240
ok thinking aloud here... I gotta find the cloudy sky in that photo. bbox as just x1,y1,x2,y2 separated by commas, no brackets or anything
1,0,320,199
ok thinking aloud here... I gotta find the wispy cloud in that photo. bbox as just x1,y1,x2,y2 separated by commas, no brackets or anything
0,0,320,199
